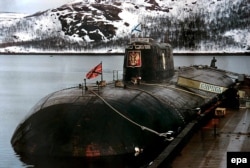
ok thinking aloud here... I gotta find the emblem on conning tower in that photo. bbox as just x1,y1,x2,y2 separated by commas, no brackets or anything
127,51,141,67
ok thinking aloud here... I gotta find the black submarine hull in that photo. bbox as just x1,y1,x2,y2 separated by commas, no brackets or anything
11,38,240,167
11,67,235,159
11,84,184,156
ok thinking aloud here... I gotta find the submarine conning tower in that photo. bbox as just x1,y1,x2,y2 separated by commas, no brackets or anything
123,38,174,82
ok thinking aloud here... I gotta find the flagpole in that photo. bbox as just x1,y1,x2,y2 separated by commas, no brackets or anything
101,61,103,81
84,78,87,90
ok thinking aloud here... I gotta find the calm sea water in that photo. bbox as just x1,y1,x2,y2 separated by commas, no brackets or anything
0,54,249,168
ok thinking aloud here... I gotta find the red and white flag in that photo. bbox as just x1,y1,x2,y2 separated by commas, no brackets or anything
85,62,102,79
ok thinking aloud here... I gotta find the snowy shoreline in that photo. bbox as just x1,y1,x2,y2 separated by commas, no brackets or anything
0,51,249,56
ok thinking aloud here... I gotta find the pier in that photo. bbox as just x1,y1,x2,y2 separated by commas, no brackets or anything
149,79,250,168
171,107,250,168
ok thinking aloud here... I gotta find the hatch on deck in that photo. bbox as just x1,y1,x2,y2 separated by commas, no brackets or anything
215,107,226,117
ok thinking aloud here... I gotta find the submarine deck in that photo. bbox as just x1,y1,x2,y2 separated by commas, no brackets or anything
170,107,250,168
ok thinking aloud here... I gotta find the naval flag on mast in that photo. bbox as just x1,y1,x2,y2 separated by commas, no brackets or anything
131,23,142,34
85,62,102,79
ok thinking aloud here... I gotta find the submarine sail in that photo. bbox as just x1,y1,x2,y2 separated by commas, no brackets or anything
124,38,174,82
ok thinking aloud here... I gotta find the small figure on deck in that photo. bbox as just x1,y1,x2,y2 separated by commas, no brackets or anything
210,57,217,68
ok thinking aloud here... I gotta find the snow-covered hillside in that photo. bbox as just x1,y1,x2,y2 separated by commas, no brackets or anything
0,0,249,53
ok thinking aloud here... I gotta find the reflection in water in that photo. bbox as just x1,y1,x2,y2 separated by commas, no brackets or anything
19,154,152,168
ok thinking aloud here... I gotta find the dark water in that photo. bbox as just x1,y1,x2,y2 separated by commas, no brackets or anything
0,54,249,168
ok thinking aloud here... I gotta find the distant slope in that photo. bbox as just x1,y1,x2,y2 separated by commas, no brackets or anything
0,0,249,53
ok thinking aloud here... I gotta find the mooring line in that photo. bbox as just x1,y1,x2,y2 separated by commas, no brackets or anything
89,89,169,138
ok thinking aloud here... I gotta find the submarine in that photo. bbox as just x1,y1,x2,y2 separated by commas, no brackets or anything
11,38,240,167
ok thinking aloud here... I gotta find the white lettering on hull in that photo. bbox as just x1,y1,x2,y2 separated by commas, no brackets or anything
199,82,223,93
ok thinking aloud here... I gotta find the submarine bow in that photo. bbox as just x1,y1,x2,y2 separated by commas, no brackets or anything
11,84,189,157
